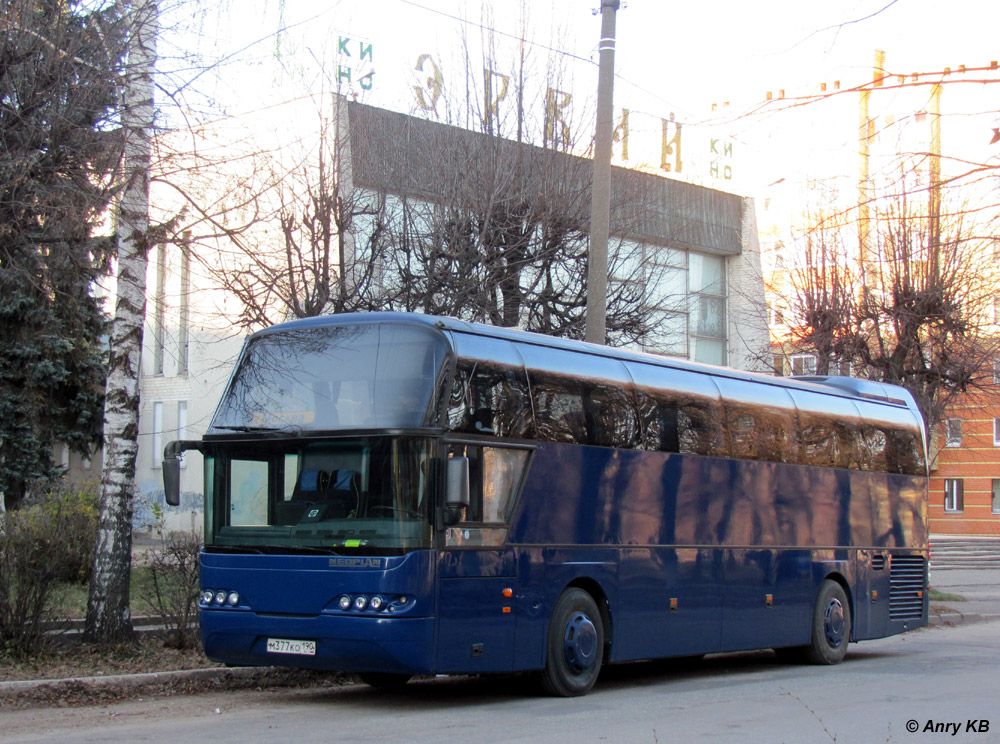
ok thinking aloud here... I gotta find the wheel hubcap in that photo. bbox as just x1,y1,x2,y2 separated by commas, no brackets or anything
824,598,845,648
563,612,598,674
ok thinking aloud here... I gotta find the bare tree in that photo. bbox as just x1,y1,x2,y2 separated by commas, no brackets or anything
168,95,398,330
198,17,672,348
778,174,1000,437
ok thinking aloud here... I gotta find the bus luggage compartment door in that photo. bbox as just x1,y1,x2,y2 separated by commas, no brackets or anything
437,548,517,673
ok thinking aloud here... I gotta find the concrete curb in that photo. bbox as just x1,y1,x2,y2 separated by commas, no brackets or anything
5,611,999,700
0,665,273,700
927,612,1000,627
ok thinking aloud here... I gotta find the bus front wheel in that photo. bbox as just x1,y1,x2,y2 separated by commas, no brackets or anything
806,579,851,665
540,588,604,697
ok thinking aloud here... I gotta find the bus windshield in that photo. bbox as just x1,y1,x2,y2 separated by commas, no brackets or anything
211,323,448,433
205,436,435,553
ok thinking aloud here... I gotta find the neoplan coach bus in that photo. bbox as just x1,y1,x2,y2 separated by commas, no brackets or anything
163,312,929,696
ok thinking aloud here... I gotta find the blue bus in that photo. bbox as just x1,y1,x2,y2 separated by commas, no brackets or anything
163,312,929,696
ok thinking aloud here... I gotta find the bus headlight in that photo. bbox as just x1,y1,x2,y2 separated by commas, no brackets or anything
369,595,384,611
354,595,368,611
201,590,214,605
215,590,227,605
338,595,352,610
227,591,240,607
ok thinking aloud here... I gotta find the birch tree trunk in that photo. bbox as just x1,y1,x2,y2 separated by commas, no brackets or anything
85,0,158,643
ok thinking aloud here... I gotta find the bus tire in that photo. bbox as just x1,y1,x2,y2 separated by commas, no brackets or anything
359,672,412,689
540,588,604,697
805,579,851,665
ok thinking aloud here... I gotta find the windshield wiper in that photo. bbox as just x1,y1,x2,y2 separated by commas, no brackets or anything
205,544,337,556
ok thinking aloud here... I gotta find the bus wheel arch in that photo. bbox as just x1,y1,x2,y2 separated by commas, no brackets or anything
539,584,608,696
806,576,852,665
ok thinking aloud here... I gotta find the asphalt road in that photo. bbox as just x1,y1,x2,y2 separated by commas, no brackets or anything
5,619,1000,744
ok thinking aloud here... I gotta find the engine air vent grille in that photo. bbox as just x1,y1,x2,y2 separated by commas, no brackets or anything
889,554,925,620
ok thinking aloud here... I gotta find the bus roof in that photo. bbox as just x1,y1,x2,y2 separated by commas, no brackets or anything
262,312,920,413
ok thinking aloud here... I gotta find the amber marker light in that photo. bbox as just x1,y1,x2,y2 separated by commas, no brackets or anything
502,588,513,598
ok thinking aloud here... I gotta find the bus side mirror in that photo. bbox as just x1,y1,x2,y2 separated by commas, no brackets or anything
444,456,470,526
162,440,201,506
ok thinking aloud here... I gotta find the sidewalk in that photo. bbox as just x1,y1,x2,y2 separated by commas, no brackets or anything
928,565,1000,627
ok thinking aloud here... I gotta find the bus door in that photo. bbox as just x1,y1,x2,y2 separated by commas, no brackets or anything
436,443,529,673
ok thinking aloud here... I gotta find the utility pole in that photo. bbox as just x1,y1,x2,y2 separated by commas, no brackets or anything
585,0,620,345
929,82,942,257
858,49,884,292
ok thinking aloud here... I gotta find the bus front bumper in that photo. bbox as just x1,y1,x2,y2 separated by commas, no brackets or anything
200,610,437,674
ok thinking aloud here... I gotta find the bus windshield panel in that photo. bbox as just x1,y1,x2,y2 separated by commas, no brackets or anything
205,435,435,553
211,323,448,433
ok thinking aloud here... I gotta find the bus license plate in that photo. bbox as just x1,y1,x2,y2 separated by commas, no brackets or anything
266,638,316,656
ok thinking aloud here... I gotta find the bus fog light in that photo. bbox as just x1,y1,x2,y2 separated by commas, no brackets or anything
201,590,214,605
338,595,352,610
369,595,384,611
215,590,227,605
227,591,240,607
354,595,368,611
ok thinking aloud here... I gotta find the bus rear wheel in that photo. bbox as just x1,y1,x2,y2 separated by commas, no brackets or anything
540,588,604,697
805,579,851,665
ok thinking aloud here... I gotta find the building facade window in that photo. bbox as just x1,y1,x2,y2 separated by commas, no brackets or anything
994,419,1000,447
604,241,729,363
178,244,191,374
177,401,188,469
944,478,964,512
153,243,167,376
772,354,785,376
767,302,785,326
994,357,1000,384
689,252,727,366
992,479,1000,514
946,418,962,448
791,354,817,377
152,402,164,468
828,359,851,376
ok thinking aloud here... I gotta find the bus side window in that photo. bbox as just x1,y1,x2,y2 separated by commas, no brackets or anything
860,425,888,472
530,373,587,445
580,379,640,449
884,427,925,475
636,390,722,456
446,444,528,525
715,380,798,464
800,419,837,468
659,401,681,453
448,359,533,439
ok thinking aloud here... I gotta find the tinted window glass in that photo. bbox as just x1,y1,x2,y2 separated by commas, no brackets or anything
446,334,534,439
213,323,448,432
856,401,927,476
788,388,864,470
860,425,888,472
519,345,638,448
715,378,798,463
629,363,725,456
